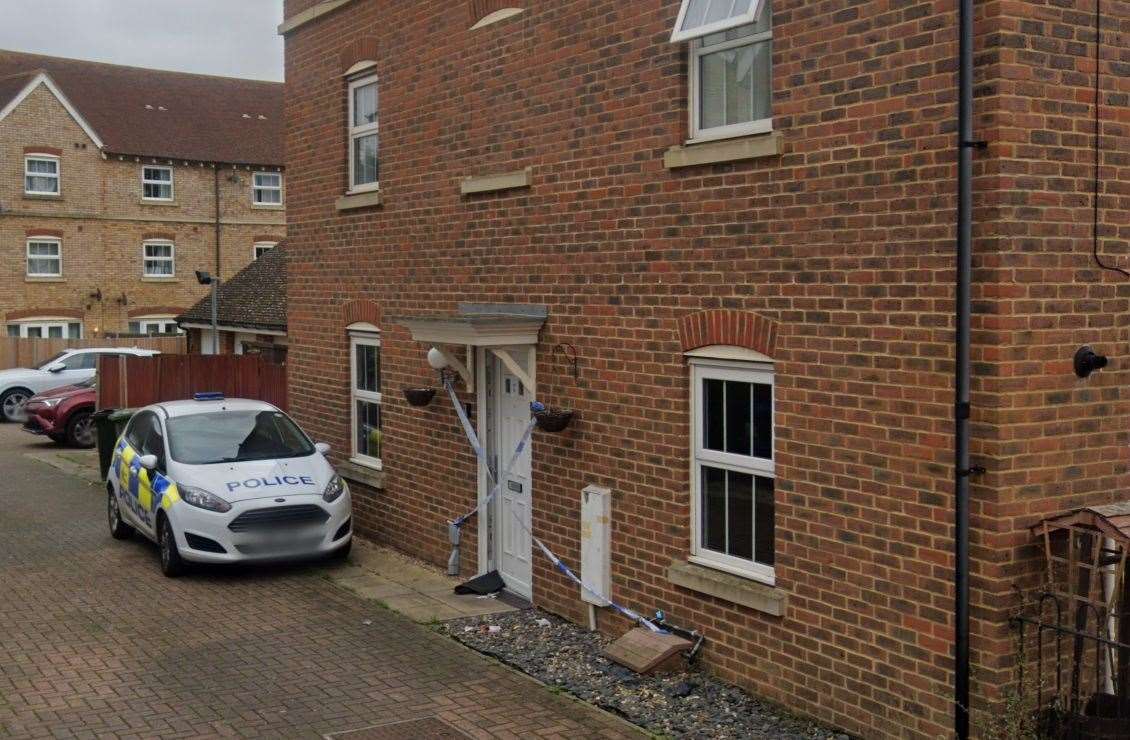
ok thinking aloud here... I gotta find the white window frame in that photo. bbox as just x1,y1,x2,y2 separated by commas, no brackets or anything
141,165,174,201
253,241,278,260
26,237,62,277
141,240,175,278
347,73,380,194
130,317,181,335
349,327,382,469
688,21,773,143
671,0,767,43
252,171,283,206
8,319,82,339
689,357,775,584
24,154,60,195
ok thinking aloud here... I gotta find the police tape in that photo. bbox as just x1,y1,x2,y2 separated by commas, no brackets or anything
443,378,661,633
445,379,537,528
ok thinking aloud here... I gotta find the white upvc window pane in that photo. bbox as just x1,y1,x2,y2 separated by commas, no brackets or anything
349,333,382,467
26,239,62,277
142,166,174,200
253,172,283,205
352,134,379,187
348,74,379,191
691,14,772,141
691,359,775,583
143,242,175,277
25,156,59,195
672,0,766,42
254,242,276,259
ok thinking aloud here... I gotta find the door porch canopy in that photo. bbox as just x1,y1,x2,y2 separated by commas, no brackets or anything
393,303,547,391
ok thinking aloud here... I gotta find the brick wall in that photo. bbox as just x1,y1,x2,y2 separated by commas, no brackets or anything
0,82,286,336
282,0,1130,737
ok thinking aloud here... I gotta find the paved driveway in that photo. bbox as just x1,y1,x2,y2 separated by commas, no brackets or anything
0,426,639,739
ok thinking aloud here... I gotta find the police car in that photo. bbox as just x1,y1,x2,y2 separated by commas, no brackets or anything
107,394,352,576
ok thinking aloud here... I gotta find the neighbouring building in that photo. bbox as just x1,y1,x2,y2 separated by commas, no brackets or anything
0,50,286,340
177,243,288,360
281,1,1130,737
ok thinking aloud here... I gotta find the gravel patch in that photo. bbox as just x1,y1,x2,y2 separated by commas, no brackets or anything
440,609,851,739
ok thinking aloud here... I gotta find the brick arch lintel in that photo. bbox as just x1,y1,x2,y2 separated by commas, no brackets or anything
678,309,778,358
343,300,381,328
340,37,379,75
142,231,176,242
128,305,185,319
7,308,84,322
469,0,524,26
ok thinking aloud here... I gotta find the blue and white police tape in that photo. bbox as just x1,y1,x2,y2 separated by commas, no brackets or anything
443,379,662,633
445,379,537,528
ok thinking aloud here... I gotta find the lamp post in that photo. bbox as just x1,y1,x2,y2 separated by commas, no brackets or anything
194,270,220,354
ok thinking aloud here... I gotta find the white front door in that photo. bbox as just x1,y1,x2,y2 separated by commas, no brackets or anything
494,353,533,599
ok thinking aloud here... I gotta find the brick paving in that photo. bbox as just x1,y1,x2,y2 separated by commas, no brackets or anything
0,426,641,739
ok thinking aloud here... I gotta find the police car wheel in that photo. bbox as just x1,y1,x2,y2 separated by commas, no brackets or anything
158,517,187,577
108,490,134,540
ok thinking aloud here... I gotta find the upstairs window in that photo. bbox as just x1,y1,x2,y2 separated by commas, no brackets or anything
673,0,772,142
253,241,277,260
253,172,283,205
690,357,775,583
142,166,174,201
25,155,60,195
142,240,175,277
348,74,379,193
26,238,62,277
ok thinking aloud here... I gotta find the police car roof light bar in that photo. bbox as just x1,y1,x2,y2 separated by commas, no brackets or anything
193,392,225,401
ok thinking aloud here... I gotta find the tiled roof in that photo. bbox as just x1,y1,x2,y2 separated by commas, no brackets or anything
178,245,287,332
0,50,283,165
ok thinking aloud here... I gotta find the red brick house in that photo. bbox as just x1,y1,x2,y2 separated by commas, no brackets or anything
281,0,1130,737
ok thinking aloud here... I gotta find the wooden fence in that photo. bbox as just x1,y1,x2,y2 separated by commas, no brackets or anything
97,354,288,411
0,336,186,371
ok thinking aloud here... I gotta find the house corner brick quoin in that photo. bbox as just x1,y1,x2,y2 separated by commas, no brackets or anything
280,0,1130,738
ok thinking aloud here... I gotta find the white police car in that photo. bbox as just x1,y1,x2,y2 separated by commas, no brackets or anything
107,394,352,576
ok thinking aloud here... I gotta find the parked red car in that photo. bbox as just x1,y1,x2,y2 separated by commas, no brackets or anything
21,378,97,448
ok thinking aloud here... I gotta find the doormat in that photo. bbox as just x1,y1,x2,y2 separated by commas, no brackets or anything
325,717,469,739
454,569,505,595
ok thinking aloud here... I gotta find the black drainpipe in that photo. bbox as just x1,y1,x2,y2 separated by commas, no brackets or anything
954,0,980,733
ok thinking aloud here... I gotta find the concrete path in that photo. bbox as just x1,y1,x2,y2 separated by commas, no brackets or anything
0,425,641,739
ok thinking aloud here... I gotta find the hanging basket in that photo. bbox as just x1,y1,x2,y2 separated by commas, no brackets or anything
534,406,574,433
403,387,436,407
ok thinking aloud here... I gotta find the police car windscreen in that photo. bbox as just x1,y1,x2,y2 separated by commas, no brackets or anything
167,410,314,465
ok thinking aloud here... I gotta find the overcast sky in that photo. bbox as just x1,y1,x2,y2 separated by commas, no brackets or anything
0,0,284,81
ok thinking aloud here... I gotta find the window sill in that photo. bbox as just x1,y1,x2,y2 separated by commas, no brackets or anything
23,193,62,200
663,131,783,170
25,276,65,283
140,276,179,283
460,168,531,196
140,199,178,207
251,203,285,211
336,190,382,211
668,559,786,616
339,458,384,490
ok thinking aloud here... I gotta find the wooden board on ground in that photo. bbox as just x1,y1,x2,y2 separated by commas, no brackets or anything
603,627,692,674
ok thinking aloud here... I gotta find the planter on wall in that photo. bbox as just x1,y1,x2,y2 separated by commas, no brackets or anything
403,387,436,407
533,406,574,433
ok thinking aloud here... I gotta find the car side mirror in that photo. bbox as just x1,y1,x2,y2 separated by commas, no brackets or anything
138,454,159,471
46,363,66,373
314,442,331,456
